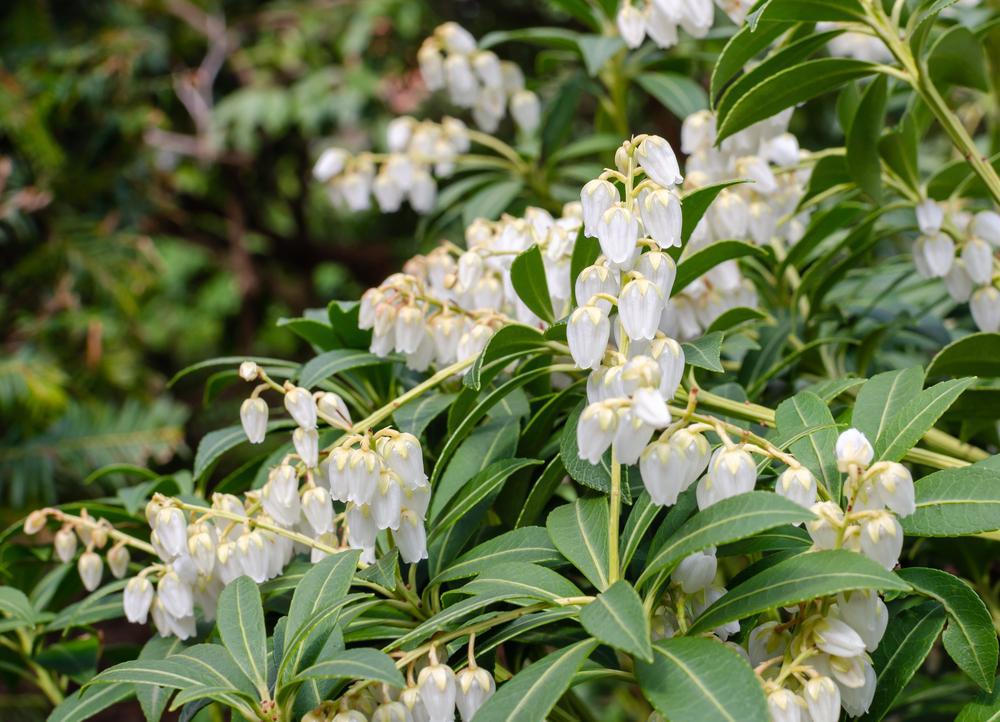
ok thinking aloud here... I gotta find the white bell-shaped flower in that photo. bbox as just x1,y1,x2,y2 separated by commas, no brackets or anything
944,260,974,302
962,238,994,285
510,90,541,133
868,461,915,517
813,616,867,658
54,526,77,563
371,701,409,722
672,548,717,593
915,198,944,235
616,4,646,48
284,386,318,430
107,544,130,579
346,503,378,564
347,448,381,506
645,4,679,48
637,251,677,299
619,277,664,341
154,507,188,559
806,501,844,549
372,471,404,530
747,621,790,666
709,190,749,239
767,689,803,722
575,264,620,314
317,392,351,427
581,179,619,237
914,233,955,278
78,551,103,592
567,305,611,370
613,410,654,465
418,661,457,722
240,398,268,444
651,336,684,399
597,205,640,264
639,188,682,248
836,590,888,652
438,22,477,54
639,438,689,506
395,306,426,355
157,570,194,619
394,509,429,564
636,135,683,188
302,486,334,535
418,42,445,91
236,531,270,583
748,200,776,245
188,529,216,576
124,576,154,624
293,427,319,469
380,433,426,488
456,665,496,721
471,50,503,88
409,171,438,214
680,110,715,154
373,173,404,213
577,402,618,464
803,676,841,722
262,465,301,527
775,466,817,509
632,388,672,427
456,322,493,363
859,512,903,569
838,658,876,717
974,210,1000,246
313,147,349,183
697,446,756,508
971,285,1000,332
835,428,873,471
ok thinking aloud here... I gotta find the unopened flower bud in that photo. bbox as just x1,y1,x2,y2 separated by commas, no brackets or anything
240,397,268,444
293,427,320,468
616,4,646,48
78,551,103,592
107,544,130,579
284,385,318,430
238,361,259,382
835,428,873,471
23,510,47,535
636,135,683,188
123,576,154,624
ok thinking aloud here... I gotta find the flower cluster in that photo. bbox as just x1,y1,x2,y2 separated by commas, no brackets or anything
909,199,1000,332
360,203,584,367
417,22,541,134
23,509,131,594
313,116,471,214
305,645,495,722
752,427,916,720
615,0,754,49
652,546,741,643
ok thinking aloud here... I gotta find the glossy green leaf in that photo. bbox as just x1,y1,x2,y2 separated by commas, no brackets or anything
298,349,394,388
679,181,750,244
462,180,523,226
774,391,840,500
430,417,519,519
559,400,633,501
465,323,547,391
860,601,947,722
193,420,295,480
636,72,708,119
716,58,877,144
216,577,268,694
928,25,989,91
284,550,360,653
846,75,887,201
393,392,456,437
576,35,624,76
50,683,135,722
688,550,910,634
897,567,997,691
546,497,611,591
432,527,563,585
750,0,865,23
460,562,583,602
902,456,1000,536
638,492,812,586
875,378,975,461
580,581,652,661
295,648,403,689
852,367,924,444
927,333,1000,378
706,307,767,334
635,638,768,722
711,20,792,103
681,332,724,373
673,241,769,293
956,678,1000,721
473,639,597,722
510,244,555,324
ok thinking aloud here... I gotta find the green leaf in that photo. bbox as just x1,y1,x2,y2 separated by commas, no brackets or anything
673,241,769,294
846,75,887,201
135,636,185,722
679,181,751,244
716,58,877,144
216,577,268,695
284,550,360,653
430,417,520,519
569,230,600,306
852,367,924,444
276,317,340,350
479,27,581,50
50,683,135,722
956,678,1000,721
620,491,662,570
688,550,910,634
635,638,768,722
298,349,394,388
516,455,568,529
429,458,543,541
393,392,455,437
432,527,563,585
706,307,767,334
774,391,840,501
546,497,610,591
359,549,399,591
928,25,989,91
860,601,947,722
167,356,297,388
681,332,724,373
576,35,624,76
559,400,633,501
465,323,547,391
460,562,583,602
193,420,295,480
638,492,812,587
636,72,708,119
473,639,597,722
875,378,975,461
510,244,555,323
542,73,585,157
462,180,523,226
750,0,864,23
927,333,1000,378
903,457,1000,536
897,568,998,692
580,581,652,661
711,20,792,104
0,586,36,625
47,583,125,631
295,648,403,689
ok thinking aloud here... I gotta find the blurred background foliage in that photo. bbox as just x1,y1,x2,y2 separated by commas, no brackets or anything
0,0,570,514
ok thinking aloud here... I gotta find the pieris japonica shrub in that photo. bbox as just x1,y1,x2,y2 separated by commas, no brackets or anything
7,1,1000,721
